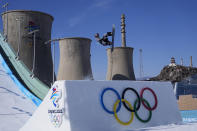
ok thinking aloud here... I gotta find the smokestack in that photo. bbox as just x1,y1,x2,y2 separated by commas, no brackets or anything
106,14,135,80
2,10,54,86
57,37,93,80
121,14,126,47
190,56,193,67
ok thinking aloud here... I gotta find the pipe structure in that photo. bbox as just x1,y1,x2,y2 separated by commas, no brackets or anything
57,37,93,80
106,47,135,80
2,10,54,86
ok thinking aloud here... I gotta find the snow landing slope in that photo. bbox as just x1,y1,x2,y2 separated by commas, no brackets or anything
0,54,41,131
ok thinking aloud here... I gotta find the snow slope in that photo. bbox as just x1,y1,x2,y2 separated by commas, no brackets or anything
0,54,40,131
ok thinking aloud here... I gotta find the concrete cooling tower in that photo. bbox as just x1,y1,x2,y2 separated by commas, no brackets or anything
57,37,93,80
2,10,54,86
106,47,135,80
106,14,135,80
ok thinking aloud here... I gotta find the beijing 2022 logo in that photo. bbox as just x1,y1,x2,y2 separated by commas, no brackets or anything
100,87,158,125
48,85,64,128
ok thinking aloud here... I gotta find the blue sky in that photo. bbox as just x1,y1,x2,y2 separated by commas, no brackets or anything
1,0,197,80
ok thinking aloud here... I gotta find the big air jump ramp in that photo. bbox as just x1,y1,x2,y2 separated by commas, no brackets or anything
0,44,41,130
20,81,182,131
0,33,49,100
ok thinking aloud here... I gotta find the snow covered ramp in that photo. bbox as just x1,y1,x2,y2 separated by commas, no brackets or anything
20,80,182,131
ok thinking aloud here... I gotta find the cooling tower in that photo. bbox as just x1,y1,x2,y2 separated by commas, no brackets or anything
2,10,54,86
106,47,136,80
57,37,93,80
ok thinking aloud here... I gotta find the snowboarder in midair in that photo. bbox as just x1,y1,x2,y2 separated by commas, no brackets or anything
95,32,112,46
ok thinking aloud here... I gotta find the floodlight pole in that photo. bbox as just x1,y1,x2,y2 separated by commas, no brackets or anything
16,17,23,59
45,38,60,84
28,29,39,77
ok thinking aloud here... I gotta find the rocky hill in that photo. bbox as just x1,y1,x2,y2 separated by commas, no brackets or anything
149,65,197,83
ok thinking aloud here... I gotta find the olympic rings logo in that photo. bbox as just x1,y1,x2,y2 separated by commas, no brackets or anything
49,113,63,128
100,87,158,125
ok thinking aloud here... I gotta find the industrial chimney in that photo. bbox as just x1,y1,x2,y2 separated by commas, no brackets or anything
2,10,54,86
106,14,135,80
57,37,93,80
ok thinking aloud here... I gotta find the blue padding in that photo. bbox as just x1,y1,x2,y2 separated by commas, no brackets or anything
180,110,197,123
0,54,42,106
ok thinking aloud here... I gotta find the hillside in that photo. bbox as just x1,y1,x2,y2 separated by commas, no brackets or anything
149,65,197,82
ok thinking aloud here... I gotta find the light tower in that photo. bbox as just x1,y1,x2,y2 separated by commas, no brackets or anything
139,49,144,78
45,38,60,84
190,56,193,67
